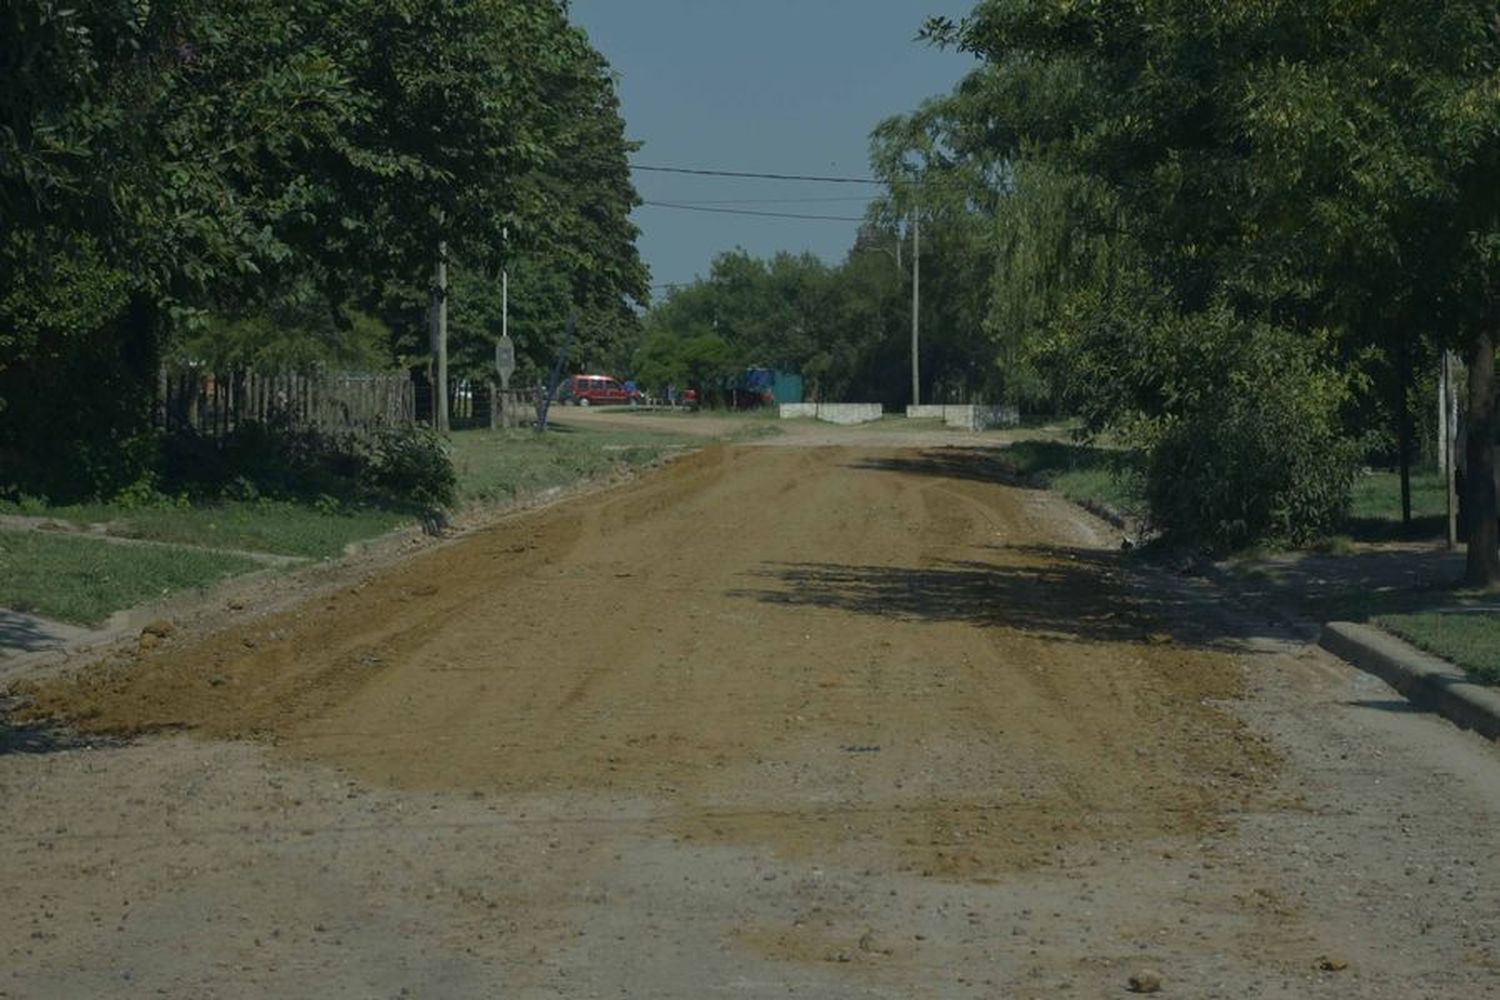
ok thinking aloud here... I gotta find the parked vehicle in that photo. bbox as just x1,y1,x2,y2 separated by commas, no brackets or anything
729,367,803,409
557,374,637,407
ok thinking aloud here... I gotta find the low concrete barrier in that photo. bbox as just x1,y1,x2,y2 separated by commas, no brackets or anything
779,402,883,425
1320,621,1500,741
906,404,1020,432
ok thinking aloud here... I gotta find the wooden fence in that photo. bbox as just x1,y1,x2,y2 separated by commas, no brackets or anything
157,367,416,440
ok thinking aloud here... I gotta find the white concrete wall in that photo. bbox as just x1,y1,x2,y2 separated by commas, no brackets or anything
905,404,1020,431
972,404,1021,431
779,402,884,425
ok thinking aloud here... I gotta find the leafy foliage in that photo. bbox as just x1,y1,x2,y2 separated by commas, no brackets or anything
1138,318,1362,552
903,0,1500,565
641,239,999,407
2,0,646,501
363,426,455,508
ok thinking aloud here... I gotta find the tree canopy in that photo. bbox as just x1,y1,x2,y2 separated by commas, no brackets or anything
892,0,1500,575
1,0,647,497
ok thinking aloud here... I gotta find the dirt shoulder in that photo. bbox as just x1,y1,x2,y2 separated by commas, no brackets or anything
4,437,1500,998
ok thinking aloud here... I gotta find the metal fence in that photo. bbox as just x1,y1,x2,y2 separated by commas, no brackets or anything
157,367,416,439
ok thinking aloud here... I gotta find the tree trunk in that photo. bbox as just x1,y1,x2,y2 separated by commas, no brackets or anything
1463,325,1499,587
1396,334,1413,525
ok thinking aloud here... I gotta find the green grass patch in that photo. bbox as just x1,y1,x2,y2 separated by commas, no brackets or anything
1343,469,1447,541
995,440,1146,518
1377,610,1500,685
0,530,263,626
449,423,696,504
608,407,785,438
1,497,410,559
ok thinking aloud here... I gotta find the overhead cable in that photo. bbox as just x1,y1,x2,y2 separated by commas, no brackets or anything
640,200,868,222
630,162,977,191
632,164,883,185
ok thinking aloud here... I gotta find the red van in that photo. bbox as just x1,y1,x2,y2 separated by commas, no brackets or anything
558,374,635,406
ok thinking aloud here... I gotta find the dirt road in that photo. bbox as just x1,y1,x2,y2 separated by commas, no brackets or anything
5,426,1500,998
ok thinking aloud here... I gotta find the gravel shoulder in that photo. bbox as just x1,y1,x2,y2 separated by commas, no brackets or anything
4,433,1499,998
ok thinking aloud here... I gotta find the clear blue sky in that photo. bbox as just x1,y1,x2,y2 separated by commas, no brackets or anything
568,1,976,300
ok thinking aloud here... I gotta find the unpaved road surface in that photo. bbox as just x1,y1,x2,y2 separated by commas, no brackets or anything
5,428,1500,998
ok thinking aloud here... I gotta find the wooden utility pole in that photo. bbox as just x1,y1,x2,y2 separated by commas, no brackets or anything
431,241,450,433
911,206,921,408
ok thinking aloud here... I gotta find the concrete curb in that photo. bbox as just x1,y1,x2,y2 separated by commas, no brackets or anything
1319,621,1500,741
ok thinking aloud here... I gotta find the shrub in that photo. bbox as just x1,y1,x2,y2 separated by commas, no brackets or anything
362,426,456,508
1141,322,1362,553
159,419,361,502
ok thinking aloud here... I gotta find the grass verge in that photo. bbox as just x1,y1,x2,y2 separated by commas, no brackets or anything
0,530,262,626
994,440,1146,520
1376,610,1500,685
0,421,707,626
1343,469,1447,541
2,499,410,559
450,423,695,504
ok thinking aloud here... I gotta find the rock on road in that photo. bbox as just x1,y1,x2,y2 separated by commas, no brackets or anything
4,425,1500,998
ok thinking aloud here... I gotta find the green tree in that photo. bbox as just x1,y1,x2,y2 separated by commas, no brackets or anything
2,0,359,496
920,1,1500,574
2,0,647,494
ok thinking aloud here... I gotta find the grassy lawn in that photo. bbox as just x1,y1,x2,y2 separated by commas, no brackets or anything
1377,610,1500,685
993,440,1146,519
1344,468,1447,541
0,530,262,626
1,498,410,559
450,423,696,503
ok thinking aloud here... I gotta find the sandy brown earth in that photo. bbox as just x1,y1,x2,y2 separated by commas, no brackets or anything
4,424,1500,998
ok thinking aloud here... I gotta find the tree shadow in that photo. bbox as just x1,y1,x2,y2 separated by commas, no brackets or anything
844,448,1041,488
1225,547,1478,624
0,720,119,757
729,545,1260,650
1343,515,1447,544
0,609,67,654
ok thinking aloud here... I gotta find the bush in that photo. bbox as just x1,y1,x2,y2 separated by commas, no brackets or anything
1141,322,1362,553
157,420,454,510
362,426,456,508
159,419,362,502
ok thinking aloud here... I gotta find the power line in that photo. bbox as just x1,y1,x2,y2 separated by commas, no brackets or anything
630,162,979,192
645,195,876,206
632,163,883,185
641,200,867,223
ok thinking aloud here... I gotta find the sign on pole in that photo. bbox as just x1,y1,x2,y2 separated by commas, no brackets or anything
495,335,516,390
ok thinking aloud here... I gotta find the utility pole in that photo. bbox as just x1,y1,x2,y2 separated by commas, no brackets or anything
910,205,921,407
495,227,515,430
431,241,449,433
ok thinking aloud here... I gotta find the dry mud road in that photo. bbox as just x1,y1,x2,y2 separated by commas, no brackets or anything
4,423,1500,998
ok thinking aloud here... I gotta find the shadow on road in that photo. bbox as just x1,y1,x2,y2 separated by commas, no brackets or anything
843,449,1042,488
1223,547,1473,624
0,721,118,757
730,545,1271,650
0,609,66,654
